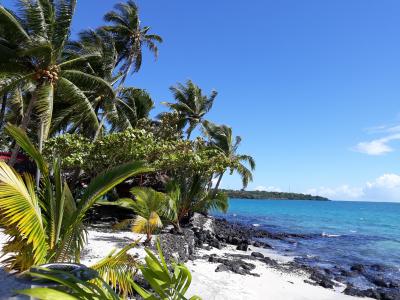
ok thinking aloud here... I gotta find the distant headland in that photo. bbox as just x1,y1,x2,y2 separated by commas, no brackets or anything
221,189,329,201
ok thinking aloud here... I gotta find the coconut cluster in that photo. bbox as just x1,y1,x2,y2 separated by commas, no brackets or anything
34,66,60,83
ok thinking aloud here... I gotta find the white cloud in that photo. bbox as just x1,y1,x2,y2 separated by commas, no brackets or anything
354,121,400,156
306,185,363,200
307,173,400,202
255,185,281,192
363,174,400,201
353,133,400,155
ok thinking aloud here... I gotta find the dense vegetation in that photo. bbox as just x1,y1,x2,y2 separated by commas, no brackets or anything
0,0,255,298
222,189,329,201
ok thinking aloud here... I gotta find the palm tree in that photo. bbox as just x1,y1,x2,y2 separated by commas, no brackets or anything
203,121,256,192
0,124,152,272
0,1,114,165
163,80,217,139
114,187,167,244
55,29,154,138
103,0,163,84
107,87,154,132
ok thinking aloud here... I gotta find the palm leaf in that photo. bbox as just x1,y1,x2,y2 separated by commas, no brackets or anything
61,70,115,98
0,162,48,267
52,0,77,57
35,81,54,139
0,5,30,41
0,73,34,95
90,242,139,296
132,215,148,234
5,123,48,175
56,77,99,131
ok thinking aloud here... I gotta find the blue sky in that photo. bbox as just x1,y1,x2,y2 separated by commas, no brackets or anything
2,0,400,201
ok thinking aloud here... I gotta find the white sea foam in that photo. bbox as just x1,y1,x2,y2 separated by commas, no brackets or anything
322,232,341,238
252,223,260,227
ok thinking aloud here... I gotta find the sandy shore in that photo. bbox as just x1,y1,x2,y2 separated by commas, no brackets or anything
0,228,370,300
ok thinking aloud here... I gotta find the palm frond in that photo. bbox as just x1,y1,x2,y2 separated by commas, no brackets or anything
52,0,76,57
0,73,34,95
90,242,139,297
5,123,48,174
61,70,115,98
0,162,48,267
132,215,149,234
79,162,152,213
56,77,99,132
35,81,54,139
0,5,30,41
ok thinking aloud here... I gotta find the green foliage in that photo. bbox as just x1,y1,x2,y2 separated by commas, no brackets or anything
132,240,201,300
18,242,200,300
90,242,140,297
44,129,233,178
114,187,168,243
102,0,163,84
0,0,114,141
0,124,152,272
203,120,256,189
18,267,121,300
162,80,217,139
221,189,330,201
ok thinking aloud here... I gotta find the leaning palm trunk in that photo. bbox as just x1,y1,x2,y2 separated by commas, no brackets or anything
8,92,37,166
93,112,108,141
212,173,224,197
36,122,44,188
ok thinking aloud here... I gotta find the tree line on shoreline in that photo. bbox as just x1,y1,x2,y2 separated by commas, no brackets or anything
222,189,329,201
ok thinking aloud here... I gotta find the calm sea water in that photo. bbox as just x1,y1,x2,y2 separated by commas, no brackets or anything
214,199,400,282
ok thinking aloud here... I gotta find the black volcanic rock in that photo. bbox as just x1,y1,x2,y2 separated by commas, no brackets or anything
251,252,264,259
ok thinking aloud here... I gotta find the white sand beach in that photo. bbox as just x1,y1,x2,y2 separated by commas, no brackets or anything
0,228,371,300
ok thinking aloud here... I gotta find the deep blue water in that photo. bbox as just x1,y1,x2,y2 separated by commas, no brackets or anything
214,199,400,284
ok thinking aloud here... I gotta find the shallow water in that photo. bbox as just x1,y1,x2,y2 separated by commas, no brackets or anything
214,199,400,286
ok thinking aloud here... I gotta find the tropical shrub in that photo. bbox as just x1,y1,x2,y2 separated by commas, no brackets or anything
132,240,201,300
0,124,152,272
43,129,234,179
114,187,168,244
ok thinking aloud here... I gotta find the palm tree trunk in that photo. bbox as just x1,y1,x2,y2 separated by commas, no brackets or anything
212,173,224,197
8,93,37,167
36,122,44,188
93,112,107,141
0,93,8,130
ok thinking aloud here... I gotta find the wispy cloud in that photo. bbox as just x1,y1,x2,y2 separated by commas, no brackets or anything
307,173,400,202
353,123,400,155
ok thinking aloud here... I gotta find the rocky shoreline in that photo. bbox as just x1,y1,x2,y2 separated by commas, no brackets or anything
158,214,399,300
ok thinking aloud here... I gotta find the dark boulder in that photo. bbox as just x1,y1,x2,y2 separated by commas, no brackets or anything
350,264,365,273
215,264,230,272
251,252,264,259
236,241,249,251
157,229,195,262
379,289,400,300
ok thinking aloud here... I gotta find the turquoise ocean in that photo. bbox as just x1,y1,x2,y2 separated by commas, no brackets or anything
214,199,400,285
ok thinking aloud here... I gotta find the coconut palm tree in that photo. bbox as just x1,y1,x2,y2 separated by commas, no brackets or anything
203,120,256,192
0,1,114,165
163,80,217,139
102,0,163,84
55,29,154,138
